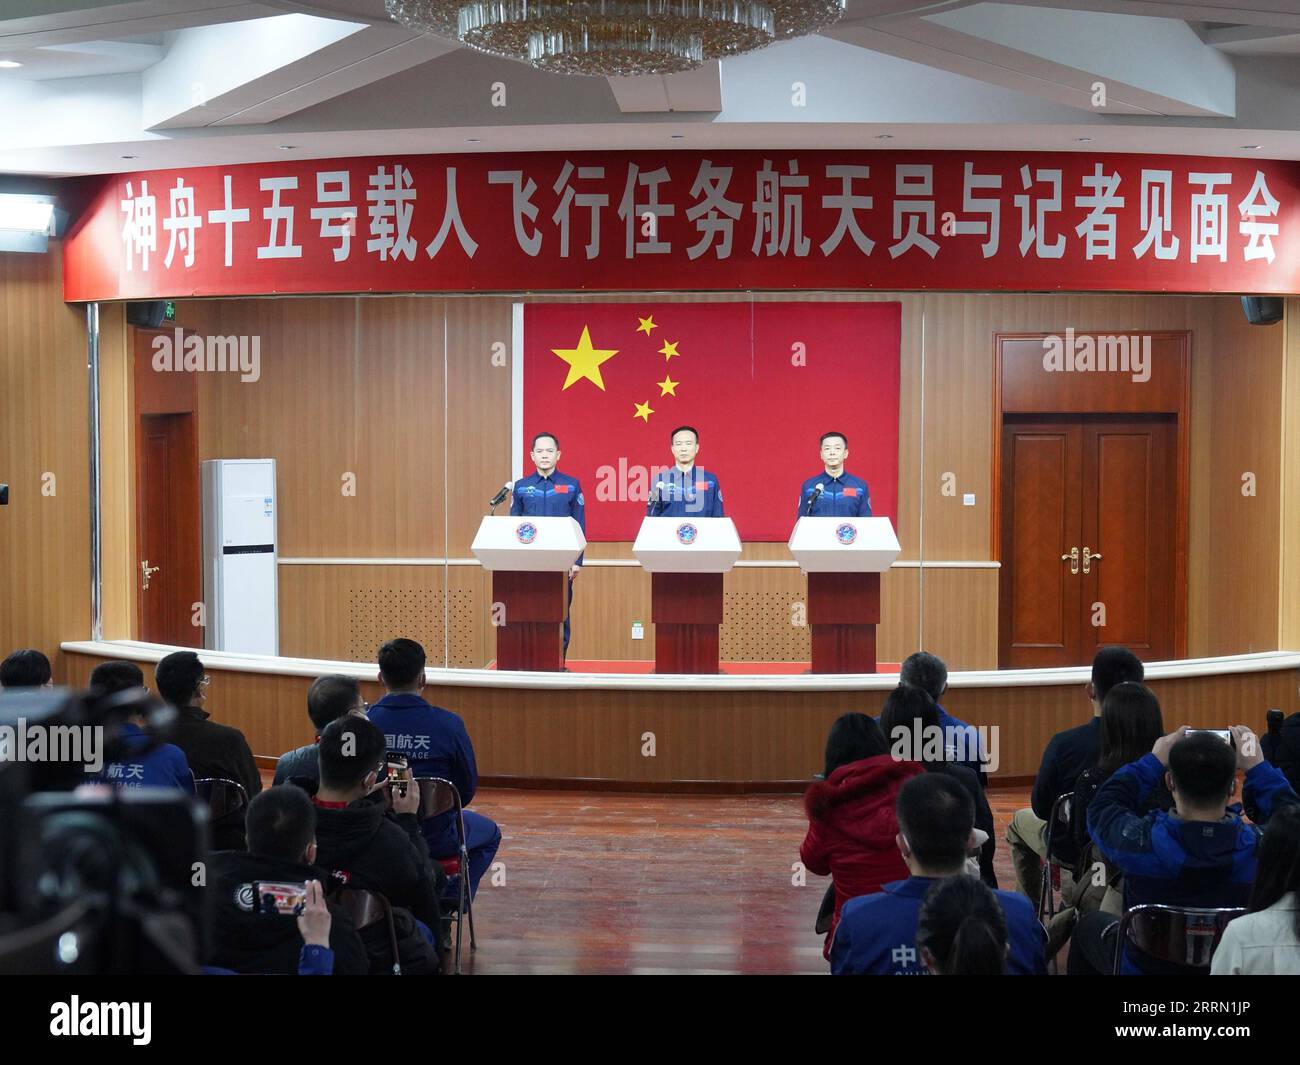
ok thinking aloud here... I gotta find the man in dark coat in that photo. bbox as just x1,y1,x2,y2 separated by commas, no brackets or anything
299,715,446,973
207,786,368,975
155,650,261,848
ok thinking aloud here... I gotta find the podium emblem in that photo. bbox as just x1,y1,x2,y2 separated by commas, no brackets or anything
515,521,538,544
835,522,858,545
676,522,698,545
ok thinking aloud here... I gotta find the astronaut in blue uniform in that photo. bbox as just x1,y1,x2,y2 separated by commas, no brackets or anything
511,431,585,659
799,430,871,517
648,424,725,518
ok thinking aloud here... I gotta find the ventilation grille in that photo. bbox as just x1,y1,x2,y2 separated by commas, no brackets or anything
348,590,444,664
721,591,810,662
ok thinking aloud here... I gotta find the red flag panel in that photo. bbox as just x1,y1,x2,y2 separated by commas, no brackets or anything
521,301,901,542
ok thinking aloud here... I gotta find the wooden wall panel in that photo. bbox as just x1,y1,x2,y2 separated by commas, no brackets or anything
1283,300,1300,652
920,567,999,670
1194,304,1284,654
0,245,92,678
99,302,137,640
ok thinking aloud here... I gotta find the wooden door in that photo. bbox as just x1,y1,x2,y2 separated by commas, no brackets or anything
1079,418,1177,663
999,416,1176,667
999,421,1084,667
136,413,202,646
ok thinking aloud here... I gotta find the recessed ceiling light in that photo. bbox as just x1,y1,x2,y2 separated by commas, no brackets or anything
1075,136,1093,142
1242,144,1262,150
670,134,684,139
120,154,138,160
465,137,480,143
875,133,894,140
0,60,22,69
277,144,296,151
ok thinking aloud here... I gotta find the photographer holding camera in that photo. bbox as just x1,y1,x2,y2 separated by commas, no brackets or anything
299,716,446,974
208,786,368,975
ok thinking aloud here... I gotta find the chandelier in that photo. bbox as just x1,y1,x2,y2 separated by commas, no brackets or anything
386,0,846,76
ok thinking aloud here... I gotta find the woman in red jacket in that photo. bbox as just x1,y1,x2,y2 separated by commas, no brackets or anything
801,713,926,956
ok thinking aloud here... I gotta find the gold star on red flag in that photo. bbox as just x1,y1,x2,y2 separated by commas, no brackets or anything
659,340,680,362
633,400,654,422
552,326,618,391
636,315,657,335
658,374,679,397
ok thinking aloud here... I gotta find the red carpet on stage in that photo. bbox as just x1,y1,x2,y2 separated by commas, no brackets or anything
487,660,902,675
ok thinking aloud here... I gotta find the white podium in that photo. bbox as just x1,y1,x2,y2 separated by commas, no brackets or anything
788,516,899,673
471,516,585,671
632,517,742,673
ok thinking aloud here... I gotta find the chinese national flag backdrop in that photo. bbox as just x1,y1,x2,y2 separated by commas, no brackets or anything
521,302,901,542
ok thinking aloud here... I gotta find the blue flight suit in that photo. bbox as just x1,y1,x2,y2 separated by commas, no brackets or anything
798,470,871,518
830,876,1047,975
647,466,725,518
510,469,585,654
367,692,501,899
97,721,197,793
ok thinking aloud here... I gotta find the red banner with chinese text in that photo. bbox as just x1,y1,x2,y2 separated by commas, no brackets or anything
62,150,1300,301
520,301,901,542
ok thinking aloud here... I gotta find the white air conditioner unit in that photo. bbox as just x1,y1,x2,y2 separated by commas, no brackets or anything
201,459,278,655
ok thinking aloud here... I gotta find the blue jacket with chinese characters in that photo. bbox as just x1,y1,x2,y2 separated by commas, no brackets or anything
97,722,196,794
647,465,725,518
799,471,871,518
511,469,585,565
1086,752,1299,974
830,876,1046,975
367,692,479,859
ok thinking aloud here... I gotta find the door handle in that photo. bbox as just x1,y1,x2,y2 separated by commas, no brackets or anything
1083,547,1102,574
1060,547,1079,575
141,559,161,590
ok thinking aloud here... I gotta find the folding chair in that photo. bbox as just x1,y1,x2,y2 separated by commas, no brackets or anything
1038,790,1075,925
192,777,248,820
339,888,402,975
415,776,477,974
1110,904,1246,974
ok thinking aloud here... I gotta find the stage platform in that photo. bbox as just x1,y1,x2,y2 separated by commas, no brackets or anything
62,641,1300,792
493,660,903,675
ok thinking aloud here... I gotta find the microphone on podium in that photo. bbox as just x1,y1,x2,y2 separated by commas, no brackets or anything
489,481,512,512
650,481,667,515
805,482,825,516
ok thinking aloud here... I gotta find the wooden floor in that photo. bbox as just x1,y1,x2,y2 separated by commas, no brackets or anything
448,786,1029,975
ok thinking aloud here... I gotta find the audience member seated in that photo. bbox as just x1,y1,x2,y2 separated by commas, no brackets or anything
1006,645,1145,902
0,648,52,690
1262,709,1300,794
304,715,446,974
830,774,1046,975
1061,683,1168,921
898,651,985,783
155,651,261,848
1070,725,1299,975
1212,803,1300,975
916,874,1009,975
366,638,501,899
208,786,368,975
89,660,195,794
801,713,925,955
273,674,368,786
879,684,997,886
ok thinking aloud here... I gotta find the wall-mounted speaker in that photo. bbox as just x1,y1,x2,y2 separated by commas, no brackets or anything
1241,296,1283,326
126,300,169,328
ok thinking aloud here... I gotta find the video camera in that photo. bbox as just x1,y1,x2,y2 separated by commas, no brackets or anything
0,685,210,974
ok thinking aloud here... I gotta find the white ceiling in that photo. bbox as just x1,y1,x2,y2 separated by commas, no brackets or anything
3,0,1300,175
